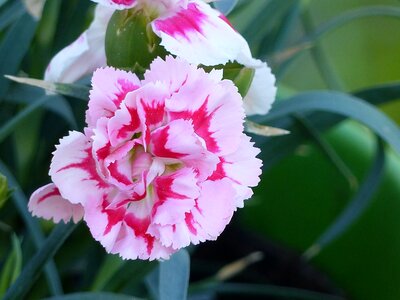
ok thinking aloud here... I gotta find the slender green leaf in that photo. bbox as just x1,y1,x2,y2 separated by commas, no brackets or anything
301,9,344,91
0,0,9,8
3,222,76,300
304,138,386,259
0,12,37,99
353,82,400,105
277,6,400,78
271,0,302,53
256,83,400,169
213,0,238,15
3,84,78,129
44,292,144,300
159,249,190,300
90,255,125,291
0,0,25,31
104,260,157,292
257,91,400,153
304,6,400,45
0,234,22,297
190,282,344,300
0,96,50,144
5,75,90,101
145,266,159,300
0,162,63,295
294,115,358,191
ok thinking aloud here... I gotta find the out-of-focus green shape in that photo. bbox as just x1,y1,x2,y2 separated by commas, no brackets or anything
0,10,37,100
213,0,238,15
0,162,63,296
44,293,144,300
258,91,400,153
0,234,22,297
304,138,385,259
0,1,25,31
90,255,125,291
190,281,343,300
0,96,52,144
242,121,400,300
0,174,9,209
159,250,190,300
102,260,157,292
3,84,77,129
3,222,76,300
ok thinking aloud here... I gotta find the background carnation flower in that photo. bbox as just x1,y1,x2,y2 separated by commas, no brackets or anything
44,0,276,116
29,56,262,260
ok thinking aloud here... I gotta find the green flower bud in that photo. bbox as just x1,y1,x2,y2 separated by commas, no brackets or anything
105,9,167,77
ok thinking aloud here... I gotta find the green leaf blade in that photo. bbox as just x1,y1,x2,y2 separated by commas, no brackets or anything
159,249,190,300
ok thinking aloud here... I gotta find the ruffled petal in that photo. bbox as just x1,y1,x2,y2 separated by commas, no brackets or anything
190,179,236,239
152,167,199,226
49,131,110,205
167,78,245,156
209,135,262,207
152,178,236,249
44,6,113,83
152,1,250,66
28,183,84,223
87,67,141,128
150,119,219,180
84,193,174,260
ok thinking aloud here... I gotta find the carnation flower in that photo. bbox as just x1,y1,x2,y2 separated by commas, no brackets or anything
45,0,276,116
29,56,262,260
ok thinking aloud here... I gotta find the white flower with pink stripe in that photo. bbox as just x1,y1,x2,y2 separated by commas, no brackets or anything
45,0,276,116
29,56,262,260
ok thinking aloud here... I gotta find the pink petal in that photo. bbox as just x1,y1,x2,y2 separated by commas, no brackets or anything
28,183,84,223
44,6,113,83
84,194,174,260
152,167,199,226
168,78,245,156
209,135,262,207
87,67,141,128
151,178,236,249
49,131,110,205
107,102,141,147
152,1,251,66
150,119,219,180
191,179,236,239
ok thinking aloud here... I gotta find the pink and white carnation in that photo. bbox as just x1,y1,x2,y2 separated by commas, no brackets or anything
29,56,262,260
45,0,276,116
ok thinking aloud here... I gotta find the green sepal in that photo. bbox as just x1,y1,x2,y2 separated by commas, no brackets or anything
223,62,255,98
105,9,168,77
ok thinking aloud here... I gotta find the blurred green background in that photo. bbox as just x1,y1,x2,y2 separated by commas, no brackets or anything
233,0,400,299
1,0,400,299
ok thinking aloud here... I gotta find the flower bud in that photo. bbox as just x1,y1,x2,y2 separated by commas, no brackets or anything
105,9,167,76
